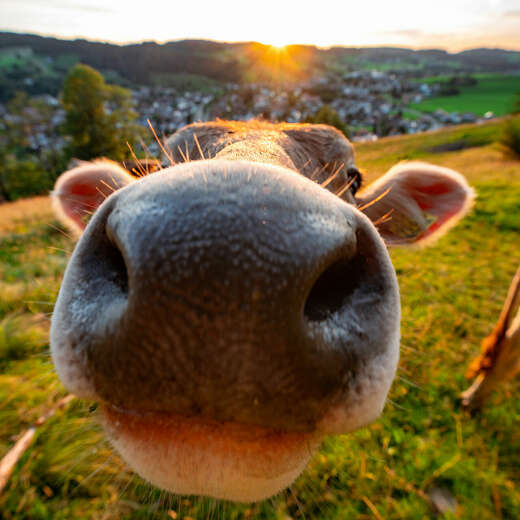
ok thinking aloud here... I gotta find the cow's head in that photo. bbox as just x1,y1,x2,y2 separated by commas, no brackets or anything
50,121,474,502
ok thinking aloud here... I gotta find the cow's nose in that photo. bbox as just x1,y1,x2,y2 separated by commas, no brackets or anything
51,160,399,432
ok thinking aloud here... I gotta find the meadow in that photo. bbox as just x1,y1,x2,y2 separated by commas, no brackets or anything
410,74,520,117
0,118,519,519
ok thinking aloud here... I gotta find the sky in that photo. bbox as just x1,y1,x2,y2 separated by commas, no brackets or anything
1,0,520,51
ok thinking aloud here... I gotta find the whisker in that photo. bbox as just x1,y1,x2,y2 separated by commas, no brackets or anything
126,142,147,177
177,145,188,163
301,157,312,170
70,452,117,496
47,246,71,254
95,186,110,201
99,179,117,194
373,209,394,226
193,133,205,160
56,195,98,210
396,375,421,389
160,129,177,166
147,119,174,165
335,176,357,198
108,172,122,189
311,162,329,181
138,137,162,174
47,223,74,240
358,187,392,212
116,471,137,503
375,216,393,226
387,398,409,411
320,162,344,189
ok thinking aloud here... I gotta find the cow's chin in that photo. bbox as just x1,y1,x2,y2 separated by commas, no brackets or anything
101,405,321,502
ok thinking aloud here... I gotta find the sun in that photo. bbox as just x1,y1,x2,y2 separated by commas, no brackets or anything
263,37,290,50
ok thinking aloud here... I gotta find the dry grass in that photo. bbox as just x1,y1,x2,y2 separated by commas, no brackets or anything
0,196,53,236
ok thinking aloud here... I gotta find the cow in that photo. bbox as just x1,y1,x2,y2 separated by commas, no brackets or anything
50,120,475,502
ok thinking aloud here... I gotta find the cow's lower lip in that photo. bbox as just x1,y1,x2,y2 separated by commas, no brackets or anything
101,404,321,502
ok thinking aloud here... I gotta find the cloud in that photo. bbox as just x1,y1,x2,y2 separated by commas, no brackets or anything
3,0,114,14
382,30,425,38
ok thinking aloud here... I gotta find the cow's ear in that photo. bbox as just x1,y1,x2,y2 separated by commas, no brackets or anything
357,162,475,247
52,160,135,237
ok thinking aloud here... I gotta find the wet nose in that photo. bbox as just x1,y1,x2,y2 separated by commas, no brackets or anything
52,160,397,431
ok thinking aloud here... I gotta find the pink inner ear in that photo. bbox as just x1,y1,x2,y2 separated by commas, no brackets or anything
413,178,469,241
361,162,474,246
416,207,460,240
54,161,136,233
415,180,457,211
416,182,453,204
70,183,101,197
58,179,112,231
62,192,105,230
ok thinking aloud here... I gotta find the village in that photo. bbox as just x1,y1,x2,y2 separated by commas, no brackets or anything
0,68,495,160
132,70,488,143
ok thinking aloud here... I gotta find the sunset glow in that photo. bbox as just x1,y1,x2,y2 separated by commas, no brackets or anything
269,42,288,51
1,0,519,51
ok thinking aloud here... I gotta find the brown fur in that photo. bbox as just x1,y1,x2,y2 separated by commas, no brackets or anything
165,120,357,198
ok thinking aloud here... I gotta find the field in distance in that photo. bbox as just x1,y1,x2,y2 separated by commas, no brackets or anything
411,73,520,117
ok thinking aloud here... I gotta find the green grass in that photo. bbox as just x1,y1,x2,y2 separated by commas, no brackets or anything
410,74,520,116
411,74,520,116
401,110,419,120
355,120,505,178
1,120,520,518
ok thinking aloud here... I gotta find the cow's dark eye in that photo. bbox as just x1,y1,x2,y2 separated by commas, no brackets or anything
346,166,363,195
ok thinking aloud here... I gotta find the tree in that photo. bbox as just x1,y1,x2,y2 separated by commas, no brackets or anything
499,117,520,158
513,91,520,114
0,91,65,201
305,105,350,138
61,64,142,161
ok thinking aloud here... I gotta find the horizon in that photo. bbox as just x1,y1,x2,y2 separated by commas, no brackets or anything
2,29,520,54
2,0,520,52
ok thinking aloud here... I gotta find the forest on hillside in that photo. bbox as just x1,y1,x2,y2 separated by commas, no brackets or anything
1,31,520,101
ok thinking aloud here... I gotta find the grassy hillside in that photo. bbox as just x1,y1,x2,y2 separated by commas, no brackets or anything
0,119,519,519
410,74,520,116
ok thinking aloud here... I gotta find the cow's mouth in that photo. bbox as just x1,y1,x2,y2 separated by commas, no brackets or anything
101,405,321,502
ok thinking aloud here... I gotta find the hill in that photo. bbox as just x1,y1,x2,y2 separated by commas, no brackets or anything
0,118,519,518
1,32,519,98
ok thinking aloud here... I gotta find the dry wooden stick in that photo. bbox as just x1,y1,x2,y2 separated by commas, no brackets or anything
0,394,75,494
461,266,520,410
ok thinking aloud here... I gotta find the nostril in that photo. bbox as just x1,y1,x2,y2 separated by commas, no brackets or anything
304,255,365,322
103,226,129,297
105,238,129,295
